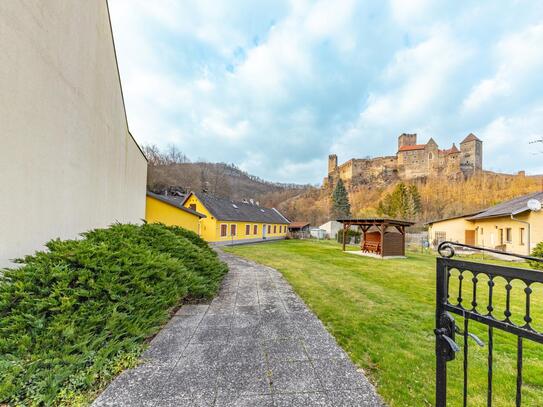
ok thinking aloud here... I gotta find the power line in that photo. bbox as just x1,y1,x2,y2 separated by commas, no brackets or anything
530,137,543,154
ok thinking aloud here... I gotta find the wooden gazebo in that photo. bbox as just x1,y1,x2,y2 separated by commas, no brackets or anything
337,218,415,258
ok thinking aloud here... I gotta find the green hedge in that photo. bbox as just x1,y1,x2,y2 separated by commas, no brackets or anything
530,241,543,270
336,229,361,244
0,223,228,406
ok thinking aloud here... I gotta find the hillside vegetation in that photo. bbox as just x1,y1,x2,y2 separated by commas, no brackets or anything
0,223,227,406
276,173,543,225
144,144,309,202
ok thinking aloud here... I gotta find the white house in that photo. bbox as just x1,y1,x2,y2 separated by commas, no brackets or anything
319,220,344,239
0,1,147,266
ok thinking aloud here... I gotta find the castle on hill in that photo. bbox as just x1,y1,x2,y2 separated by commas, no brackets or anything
324,133,483,187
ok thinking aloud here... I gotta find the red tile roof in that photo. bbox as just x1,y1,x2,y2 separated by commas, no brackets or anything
461,133,481,144
288,221,310,229
398,144,426,152
440,144,460,155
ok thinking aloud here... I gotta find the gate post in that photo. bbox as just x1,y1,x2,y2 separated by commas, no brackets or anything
436,258,450,407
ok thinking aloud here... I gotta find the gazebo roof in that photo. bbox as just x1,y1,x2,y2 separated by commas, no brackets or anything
336,218,415,227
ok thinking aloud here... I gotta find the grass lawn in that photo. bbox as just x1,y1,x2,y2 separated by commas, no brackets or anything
224,239,543,407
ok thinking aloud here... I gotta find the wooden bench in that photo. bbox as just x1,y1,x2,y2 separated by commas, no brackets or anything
361,232,382,254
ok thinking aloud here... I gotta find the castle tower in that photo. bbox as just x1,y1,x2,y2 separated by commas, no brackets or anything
460,133,483,174
398,133,417,150
426,138,439,176
328,154,338,174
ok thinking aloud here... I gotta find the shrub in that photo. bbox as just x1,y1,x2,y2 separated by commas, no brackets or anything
0,223,227,406
166,224,210,251
530,241,543,270
336,229,361,244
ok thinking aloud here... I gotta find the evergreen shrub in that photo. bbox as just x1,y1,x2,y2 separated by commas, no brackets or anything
0,223,227,406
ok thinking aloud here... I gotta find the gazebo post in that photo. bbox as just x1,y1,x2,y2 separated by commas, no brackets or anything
342,222,347,252
402,225,405,256
380,223,386,257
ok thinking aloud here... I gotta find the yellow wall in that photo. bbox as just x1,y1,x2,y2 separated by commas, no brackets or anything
472,211,543,255
429,217,475,245
429,211,543,255
145,196,201,234
183,193,288,242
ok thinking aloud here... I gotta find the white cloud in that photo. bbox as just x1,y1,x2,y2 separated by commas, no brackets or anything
201,110,250,141
108,0,543,183
462,23,543,113
478,105,543,174
389,0,435,26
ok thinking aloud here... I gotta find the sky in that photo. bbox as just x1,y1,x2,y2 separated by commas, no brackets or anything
109,0,543,184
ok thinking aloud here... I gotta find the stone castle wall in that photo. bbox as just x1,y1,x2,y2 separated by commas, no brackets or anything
325,133,482,188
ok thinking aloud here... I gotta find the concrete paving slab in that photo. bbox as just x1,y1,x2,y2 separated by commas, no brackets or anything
273,392,329,406
93,250,384,407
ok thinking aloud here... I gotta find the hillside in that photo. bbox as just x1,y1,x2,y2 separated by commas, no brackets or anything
277,172,543,227
147,160,310,204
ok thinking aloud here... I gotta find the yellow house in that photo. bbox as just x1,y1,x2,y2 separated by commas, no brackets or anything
145,192,206,234
427,212,481,247
181,192,290,244
428,191,543,255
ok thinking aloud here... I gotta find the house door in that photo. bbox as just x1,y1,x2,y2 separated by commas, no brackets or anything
465,230,475,245
499,229,504,245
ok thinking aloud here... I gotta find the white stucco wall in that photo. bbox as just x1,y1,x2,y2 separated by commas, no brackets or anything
0,0,147,266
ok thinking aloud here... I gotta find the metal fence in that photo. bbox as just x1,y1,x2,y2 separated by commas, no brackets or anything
405,232,430,252
435,242,543,407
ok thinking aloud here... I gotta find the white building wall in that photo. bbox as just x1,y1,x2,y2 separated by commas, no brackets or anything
319,221,343,239
0,0,147,266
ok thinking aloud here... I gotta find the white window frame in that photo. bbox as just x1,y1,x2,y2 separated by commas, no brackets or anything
230,224,237,237
220,223,228,237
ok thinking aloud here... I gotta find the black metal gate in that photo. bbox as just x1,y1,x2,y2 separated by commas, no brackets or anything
435,242,543,407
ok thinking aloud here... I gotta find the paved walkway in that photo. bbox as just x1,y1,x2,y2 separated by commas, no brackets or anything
93,252,384,406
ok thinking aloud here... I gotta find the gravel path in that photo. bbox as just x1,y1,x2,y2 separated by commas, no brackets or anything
93,251,385,406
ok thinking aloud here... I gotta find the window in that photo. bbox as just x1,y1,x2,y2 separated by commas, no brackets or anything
520,228,526,245
506,228,512,243
230,224,237,236
254,224,258,235
274,225,277,233
189,204,197,211
220,224,227,237
480,228,484,235
268,225,271,233
435,231,447,245
245,224,251,235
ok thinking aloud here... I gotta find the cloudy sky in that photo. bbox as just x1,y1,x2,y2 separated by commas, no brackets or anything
109,0,543,184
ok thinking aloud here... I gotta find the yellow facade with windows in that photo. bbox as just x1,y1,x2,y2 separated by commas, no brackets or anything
471,211,543,255
145,194,204,234
428,193,543,256
182,192,289,243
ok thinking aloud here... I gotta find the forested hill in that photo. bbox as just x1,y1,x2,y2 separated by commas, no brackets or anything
277,172,543,227
144,144,312,204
